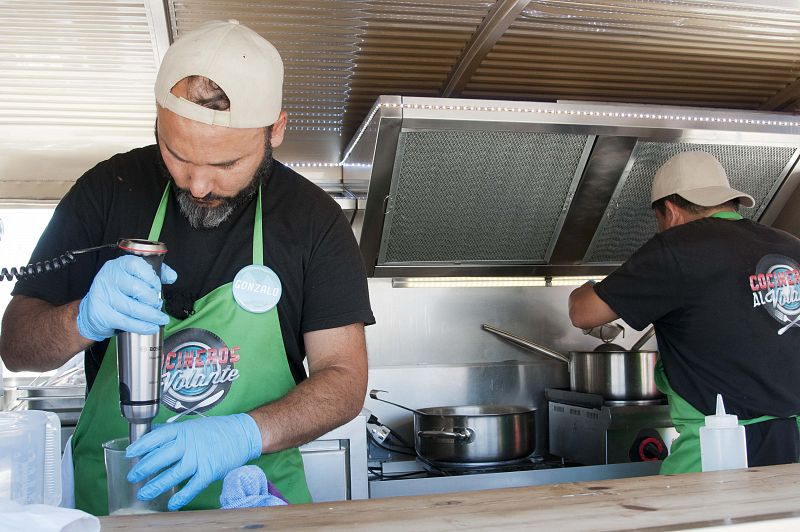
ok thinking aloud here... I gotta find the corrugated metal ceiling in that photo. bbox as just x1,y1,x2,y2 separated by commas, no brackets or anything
171,0,493,163
341,0,493,137
168,0,800,167
464,1,800,108
2,0,800,200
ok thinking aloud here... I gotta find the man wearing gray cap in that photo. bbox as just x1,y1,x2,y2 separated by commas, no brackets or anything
0,20,373,514
569,150,800,474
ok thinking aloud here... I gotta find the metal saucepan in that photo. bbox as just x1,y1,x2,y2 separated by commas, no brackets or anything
481,324,663,402
369,390,536,464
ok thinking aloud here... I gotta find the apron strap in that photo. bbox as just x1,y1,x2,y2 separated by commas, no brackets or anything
741,414,799,425
146,183,264,267
254,186,263,265
148,184,171,241
708,211,743,221
657,360,794,426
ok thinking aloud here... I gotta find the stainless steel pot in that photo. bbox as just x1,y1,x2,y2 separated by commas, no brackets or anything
370,390,536,463
482,324,663,402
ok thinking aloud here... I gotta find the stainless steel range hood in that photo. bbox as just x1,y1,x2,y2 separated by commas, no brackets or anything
342,96,800,277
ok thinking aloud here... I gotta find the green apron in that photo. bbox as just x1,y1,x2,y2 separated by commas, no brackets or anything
655,360,800,474
657,210,800,474
72,185,311,515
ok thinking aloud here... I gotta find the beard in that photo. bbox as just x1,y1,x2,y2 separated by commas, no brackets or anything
155,127,273,229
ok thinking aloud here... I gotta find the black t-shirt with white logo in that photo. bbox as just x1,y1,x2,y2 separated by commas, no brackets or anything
595,218,800,420
12,145,375,391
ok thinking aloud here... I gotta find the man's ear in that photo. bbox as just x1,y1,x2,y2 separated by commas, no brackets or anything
664,199,687,228
268,111,288,148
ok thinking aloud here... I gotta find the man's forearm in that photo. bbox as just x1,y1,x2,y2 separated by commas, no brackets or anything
248,363,366,453
0,295,92,371
568,281,619,329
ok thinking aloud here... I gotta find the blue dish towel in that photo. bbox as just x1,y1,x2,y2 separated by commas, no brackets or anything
220,465,290,509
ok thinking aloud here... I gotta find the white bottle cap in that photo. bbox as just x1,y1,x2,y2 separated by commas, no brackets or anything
705,394,739,428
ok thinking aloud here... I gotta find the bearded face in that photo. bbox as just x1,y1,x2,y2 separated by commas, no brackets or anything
156,125,273,229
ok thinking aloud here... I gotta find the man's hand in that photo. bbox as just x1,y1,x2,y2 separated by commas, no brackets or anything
76,255,177,341
126,414,263,511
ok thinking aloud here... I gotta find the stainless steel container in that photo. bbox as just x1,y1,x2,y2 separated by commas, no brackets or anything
567,351,660,401
414,405,536,464
482,324,663,401
16,385,86,425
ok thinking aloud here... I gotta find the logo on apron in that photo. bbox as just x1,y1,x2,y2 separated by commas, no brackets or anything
160,328,241,415
749,254,800,334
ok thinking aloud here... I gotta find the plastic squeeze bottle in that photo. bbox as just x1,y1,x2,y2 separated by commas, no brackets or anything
699,394,748,472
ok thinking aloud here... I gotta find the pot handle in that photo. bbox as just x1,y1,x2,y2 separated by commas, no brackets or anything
481,324,570,364
417,428,474,442
630,325,656,352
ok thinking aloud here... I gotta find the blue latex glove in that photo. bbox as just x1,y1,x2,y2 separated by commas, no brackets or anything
77,255,177,341
126,413,263,511
220,465,288,509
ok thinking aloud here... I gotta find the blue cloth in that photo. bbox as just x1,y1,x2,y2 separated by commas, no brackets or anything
220,465,289,509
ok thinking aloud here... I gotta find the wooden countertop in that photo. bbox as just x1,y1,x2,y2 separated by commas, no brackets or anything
99,463,800,531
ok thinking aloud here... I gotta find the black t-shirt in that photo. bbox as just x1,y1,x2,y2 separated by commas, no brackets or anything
595,218,800,420
12,145,375,391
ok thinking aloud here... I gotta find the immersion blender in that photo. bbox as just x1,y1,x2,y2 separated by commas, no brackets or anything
115,239,168,444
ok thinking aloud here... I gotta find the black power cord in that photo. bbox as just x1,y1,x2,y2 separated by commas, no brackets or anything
0,243,117,281
366,415,449,477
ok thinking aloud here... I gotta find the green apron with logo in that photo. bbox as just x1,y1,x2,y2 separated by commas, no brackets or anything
72,185,311,515
657,210,800,474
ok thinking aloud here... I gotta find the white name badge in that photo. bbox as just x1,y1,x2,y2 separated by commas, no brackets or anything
232,265,282,313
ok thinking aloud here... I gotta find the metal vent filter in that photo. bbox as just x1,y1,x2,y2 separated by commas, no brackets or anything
379,130,590,264
585,142,799,264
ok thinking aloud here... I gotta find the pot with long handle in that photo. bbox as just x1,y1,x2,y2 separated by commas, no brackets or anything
369,390,536,464
481,324,663,402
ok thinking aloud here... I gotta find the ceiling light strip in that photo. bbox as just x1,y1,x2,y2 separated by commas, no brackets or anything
391,276,605,288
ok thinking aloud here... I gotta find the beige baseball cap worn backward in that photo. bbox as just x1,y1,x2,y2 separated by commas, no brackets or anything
155,19,283,128
650,151,755,208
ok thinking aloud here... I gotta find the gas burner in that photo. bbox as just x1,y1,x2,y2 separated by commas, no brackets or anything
418,455,576,475
423,456,540,470
604,398,666,407
546,388,676,466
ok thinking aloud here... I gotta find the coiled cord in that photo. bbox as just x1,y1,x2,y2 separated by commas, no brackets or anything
0,242,118,282
0,252,76,281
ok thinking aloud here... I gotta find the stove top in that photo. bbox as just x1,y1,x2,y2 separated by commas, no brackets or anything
368,457,663,499
545,388,667,409
418,455,581,476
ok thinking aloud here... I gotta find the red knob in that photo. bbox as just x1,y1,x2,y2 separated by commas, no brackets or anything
639,437,665,461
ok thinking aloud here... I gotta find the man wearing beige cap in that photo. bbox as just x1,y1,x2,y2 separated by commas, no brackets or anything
569,150,800,474
0,20,373,514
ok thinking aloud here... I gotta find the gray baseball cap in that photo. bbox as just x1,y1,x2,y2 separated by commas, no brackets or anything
155,19,283,128
650,151,755,208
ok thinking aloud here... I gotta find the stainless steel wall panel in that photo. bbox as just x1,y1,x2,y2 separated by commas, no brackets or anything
365,361,567,457
363,278,626,369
